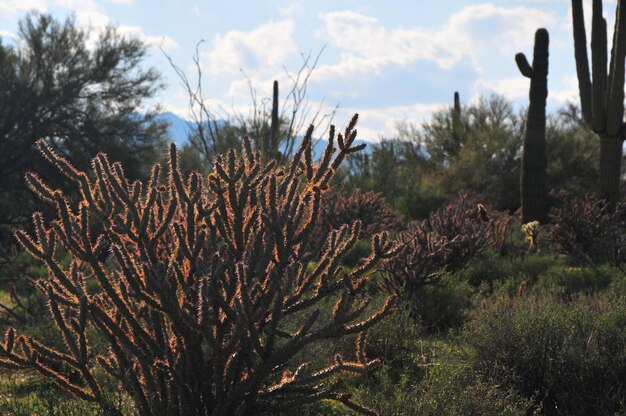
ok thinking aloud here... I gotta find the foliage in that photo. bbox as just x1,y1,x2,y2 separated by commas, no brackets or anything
548,195,626,266
422,94,524,213
343,97,601,222
544,104,599,206
466,293,626,416
325,334,535,416
0,116,402,415
403,274,474,333
344,136,444,221
0,12,167,240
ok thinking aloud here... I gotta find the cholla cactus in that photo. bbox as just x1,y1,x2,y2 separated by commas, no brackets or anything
380,193,490,302
521,220,541,251
0,115,400,416
317,190,403,240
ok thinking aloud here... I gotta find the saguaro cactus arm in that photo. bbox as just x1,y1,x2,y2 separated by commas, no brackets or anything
606,0,626,135
572,0,626,134
572,0,594,126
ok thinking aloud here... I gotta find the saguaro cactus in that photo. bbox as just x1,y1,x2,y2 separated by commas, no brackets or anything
516,28,549,223
571,0,626,203
267,80,280,159
452,91,462,147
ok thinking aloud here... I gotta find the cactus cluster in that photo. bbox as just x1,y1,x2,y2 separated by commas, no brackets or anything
0,115,401,415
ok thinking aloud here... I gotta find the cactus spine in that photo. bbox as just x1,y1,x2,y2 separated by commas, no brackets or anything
516,28,549,223
571,0,626,203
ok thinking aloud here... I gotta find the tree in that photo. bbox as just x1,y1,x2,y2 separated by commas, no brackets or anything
420,94,524,212
0,12,167,239
545,104,600,205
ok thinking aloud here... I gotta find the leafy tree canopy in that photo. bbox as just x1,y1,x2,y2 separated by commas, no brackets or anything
0,12,167,236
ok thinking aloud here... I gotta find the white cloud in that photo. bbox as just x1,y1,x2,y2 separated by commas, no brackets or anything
54,0,109,28
315,4,557,80
203,19,297,76
279,4,300,18
474,76,530,100
119,25,178,50
0,29,18,42
317,11,455,75
338,102,447,140
548,72,580,104
0,0,47,17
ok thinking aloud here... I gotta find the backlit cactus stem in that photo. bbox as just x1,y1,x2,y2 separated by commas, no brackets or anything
516,28,549,223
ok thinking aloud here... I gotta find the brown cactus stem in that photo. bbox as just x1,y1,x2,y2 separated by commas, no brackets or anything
516,28,549,223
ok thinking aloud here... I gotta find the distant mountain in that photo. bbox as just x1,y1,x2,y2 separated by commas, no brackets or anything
156,112,372,159
156,112,190,147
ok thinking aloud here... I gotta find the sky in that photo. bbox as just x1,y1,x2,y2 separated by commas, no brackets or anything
0,0,618,140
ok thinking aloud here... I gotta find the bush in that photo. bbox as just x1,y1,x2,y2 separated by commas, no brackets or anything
465,293,626,416
333,336,535,416
462,252,564,291
0,116,402,415
380,193,490,304
407,275,474,332
534,263,621,297
549,195,626,266
319,190,403,240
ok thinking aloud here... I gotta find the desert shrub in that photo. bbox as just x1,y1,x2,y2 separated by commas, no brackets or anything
548,195,626,266
534,263,621,297
465,294,626,416
331,337,535,416
341,239,373,269
462,252,564,291
380,193,490,303
406,275,474,332
0,116,402,415
415,361,536,416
